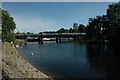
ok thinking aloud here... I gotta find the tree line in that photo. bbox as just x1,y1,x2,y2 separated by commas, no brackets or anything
57,2,120,44
57,23,85,33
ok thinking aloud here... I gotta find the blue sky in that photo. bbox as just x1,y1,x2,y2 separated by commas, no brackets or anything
3,2,113,33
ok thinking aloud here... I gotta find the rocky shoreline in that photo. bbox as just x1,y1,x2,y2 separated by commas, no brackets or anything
2,42,51,79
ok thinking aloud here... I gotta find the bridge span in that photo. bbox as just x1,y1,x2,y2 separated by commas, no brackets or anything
16,33,86,44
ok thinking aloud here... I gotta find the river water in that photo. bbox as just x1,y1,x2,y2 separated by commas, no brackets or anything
16,41,120,79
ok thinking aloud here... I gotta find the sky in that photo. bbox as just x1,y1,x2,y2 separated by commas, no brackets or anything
2,0,119,2
2,2,114,33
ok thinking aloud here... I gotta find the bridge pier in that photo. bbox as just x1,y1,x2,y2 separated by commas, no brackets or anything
74,35,80,42
38,36,43,44
38,36,40,44
78,36,80,41
40,37,43,43
59,36,61,43
56,37,61,43
24,35,27,45
74,36,76,41
56,37,58,43
56,36,62,43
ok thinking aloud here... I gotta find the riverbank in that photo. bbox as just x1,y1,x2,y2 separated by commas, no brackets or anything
2,42,50,79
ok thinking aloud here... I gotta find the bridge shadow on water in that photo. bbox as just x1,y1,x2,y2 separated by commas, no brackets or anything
86,44,120,79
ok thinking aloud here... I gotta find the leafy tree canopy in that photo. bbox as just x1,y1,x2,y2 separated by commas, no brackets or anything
2,9,16,42
78,24,85,33
57,28,68,33
86,2,120,43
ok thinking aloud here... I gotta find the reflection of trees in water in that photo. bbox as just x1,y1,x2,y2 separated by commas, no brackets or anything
86,44,120,79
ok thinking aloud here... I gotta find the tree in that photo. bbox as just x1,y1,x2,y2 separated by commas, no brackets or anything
69,28,73,33
27,32,31,34
57,28,66,33
65,29,69,33
78,24,85,33
86,2,120,43
16,31,20,34
105,2,120,43
86,16,104,41
2,9,16,42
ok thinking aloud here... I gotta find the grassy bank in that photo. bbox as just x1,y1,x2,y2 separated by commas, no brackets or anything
2,42,51,79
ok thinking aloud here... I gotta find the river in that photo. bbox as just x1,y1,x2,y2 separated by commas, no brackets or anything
16,41,120,79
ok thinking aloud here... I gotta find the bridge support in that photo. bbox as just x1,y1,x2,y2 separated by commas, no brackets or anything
40,37,43,43
38,36,40,44
56,37,58,43
59,36,61,43
56,36,62,43
24,35,27,45
38,36,43,44
78,36,80,42
74,35,80,42
74,36,76,41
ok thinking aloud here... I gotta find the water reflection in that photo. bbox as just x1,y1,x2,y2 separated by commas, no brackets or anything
86,44,120,79
17,42,120,79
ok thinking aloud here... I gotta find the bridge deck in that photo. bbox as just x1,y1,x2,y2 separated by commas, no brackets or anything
25,33,86,37
16,33,87,43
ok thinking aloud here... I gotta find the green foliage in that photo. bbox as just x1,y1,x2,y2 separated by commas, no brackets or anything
2,9,16,42
57,23,86,33
69,28,74,33
57,28,68,33
86,2,120,43
27,32,33,34
16,31,20,34
78,24,85,33
5,33,16,42
86,16,104,41
105,2,120,43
